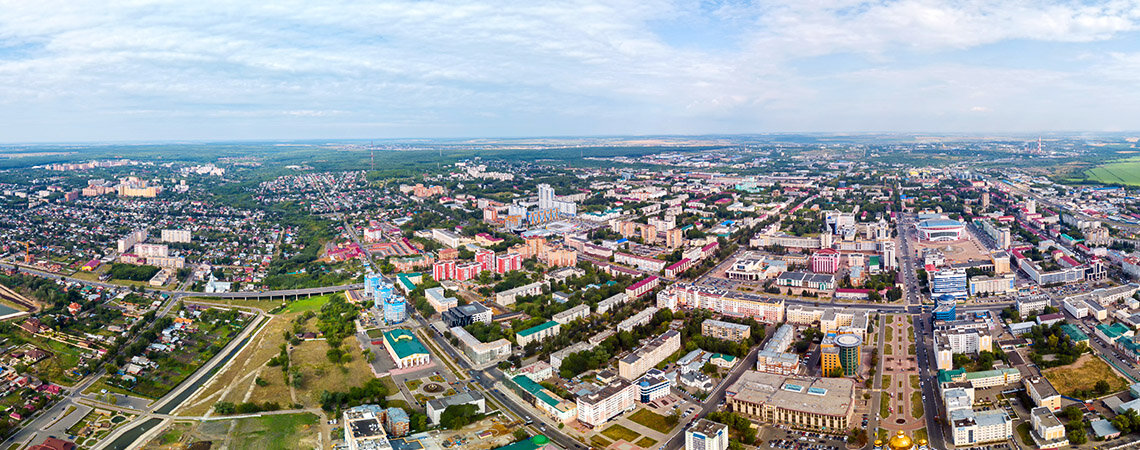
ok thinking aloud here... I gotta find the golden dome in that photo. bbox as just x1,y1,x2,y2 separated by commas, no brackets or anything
887,430,914,450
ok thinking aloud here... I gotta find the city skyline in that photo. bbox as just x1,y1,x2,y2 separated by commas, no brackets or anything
2,1,1140,142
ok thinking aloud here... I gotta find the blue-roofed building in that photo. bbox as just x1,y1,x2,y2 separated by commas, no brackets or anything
1091,419,1122,440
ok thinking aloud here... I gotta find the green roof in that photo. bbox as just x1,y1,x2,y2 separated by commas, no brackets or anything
711,353,737,362
938,368,966,384
965,368,1019,380
1060,323,1089,342
510,375,565,409
383,329,429,359
1097,323,1131,340
517,320,560,338
495,435,551,450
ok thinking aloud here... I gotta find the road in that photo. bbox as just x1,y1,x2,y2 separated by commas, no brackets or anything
659,344,761,450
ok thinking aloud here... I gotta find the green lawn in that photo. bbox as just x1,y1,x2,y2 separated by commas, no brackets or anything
885,324,894,341
230,413,320,450
635,437,658,448
405,379,423,391
911,392,924,419
602,424,641,442
1085,158,1140,186
910,375,920,389
591,436,613,448
1016,422,1033,445
882,374,892,389
284,294,336,314
629,408,672,434
879,392,890,419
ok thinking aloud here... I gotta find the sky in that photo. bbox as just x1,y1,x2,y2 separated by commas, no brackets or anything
2,0,1140,142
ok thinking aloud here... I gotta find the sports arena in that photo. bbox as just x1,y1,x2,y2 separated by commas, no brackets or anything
915,219,966,241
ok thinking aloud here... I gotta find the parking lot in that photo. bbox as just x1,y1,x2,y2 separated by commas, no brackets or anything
759,427,846,450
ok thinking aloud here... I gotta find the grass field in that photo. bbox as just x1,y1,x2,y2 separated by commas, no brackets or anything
885,324,894,342
591,436,612,448
880,392,890,419
882,374,892,389
1044,354,1129,398
283,294,335,314
910,375,920,390
1084,158,1140,186
884,344,893,356
176,305,373,415
602,424,641,442
911,392,923,419
635,437,658,448
229,413,320,450
629,408,672,433
1016,422,1032,445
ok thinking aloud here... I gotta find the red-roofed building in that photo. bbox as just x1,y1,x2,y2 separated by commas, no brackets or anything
29,437,76,450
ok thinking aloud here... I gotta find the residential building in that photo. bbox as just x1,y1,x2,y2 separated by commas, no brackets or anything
685,419,729,450
619,330,681,380
516,320,561,347
344,405,390,450
701,319,751,341
160,229,191,243
1024,377,1062,411
596,292,628,315
552,304,590,325
617,306,660,332
951,408,1013,447
495,282,546,305
969,274,1016,296
576,379,638,428
657,283,785,323
550,342,591,371
424,287,458,313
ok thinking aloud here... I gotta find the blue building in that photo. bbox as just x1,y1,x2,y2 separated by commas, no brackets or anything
383,294,407,325
930,268,968,301
637,369,670,403
932,301,957,321
365,273,384,299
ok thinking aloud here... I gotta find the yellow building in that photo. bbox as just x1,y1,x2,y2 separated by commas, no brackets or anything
820,347,841,376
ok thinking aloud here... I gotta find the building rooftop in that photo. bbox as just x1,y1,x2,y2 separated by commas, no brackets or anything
517,320,560,337
727,371,854,418
688,418,727,437
382,329,429,359
426,391,485,412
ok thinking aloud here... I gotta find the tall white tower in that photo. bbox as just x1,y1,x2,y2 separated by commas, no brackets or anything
538,183,555,210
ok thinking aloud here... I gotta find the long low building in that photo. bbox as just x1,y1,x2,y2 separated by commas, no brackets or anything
495,282,547,305
657,283,785,323
508,375,578,423
426,391,485,424
516,320,561,347
451,326,512,365
726,371,854,433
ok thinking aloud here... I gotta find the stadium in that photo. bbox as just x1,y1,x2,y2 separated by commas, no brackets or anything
915,219,966,241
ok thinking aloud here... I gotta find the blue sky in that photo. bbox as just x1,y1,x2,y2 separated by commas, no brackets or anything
1,0,1139,142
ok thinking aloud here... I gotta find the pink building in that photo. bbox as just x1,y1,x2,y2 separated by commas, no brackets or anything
476,249,495,272
810,248,840,274
432,260,456,281
495,253,521,274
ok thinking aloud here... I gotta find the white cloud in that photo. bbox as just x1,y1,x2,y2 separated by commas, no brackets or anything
0,0,1136,140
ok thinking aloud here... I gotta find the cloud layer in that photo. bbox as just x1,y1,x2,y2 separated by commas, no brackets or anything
0,0,1138,141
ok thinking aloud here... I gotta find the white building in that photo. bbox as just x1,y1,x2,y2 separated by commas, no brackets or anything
160,229,192,243
576,379,638,427
951,408,1013,447
426,391,485,424
617,306,660,332
552,304,590,325
685,419,729,450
